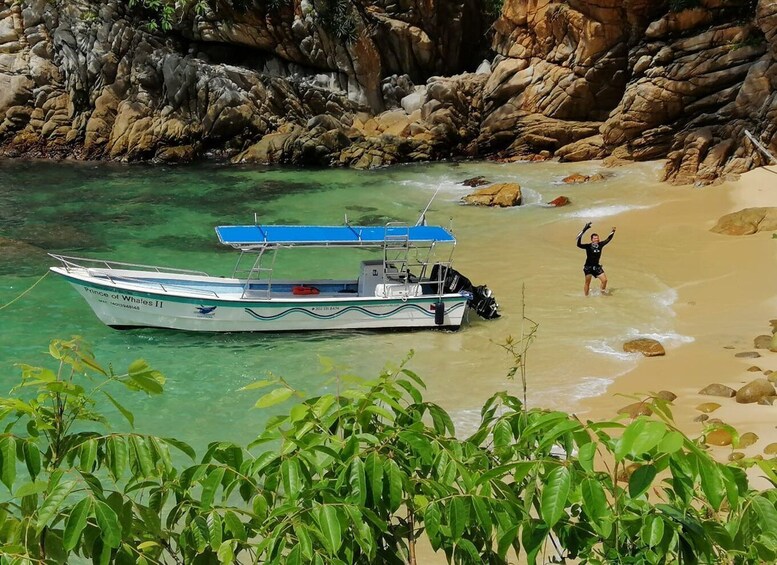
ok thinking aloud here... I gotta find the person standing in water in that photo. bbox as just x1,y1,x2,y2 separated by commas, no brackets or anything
576,222,616,296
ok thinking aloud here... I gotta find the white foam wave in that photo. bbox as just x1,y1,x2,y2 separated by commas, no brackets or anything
565,204,655,219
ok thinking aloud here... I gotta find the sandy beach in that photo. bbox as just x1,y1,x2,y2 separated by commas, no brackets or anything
582,166,777,465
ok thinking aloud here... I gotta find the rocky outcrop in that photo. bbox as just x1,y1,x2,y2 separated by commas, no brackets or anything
0,0,776,183
462,182,522,207
711,207,777,235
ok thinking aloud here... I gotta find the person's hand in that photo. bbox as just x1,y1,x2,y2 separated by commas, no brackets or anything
612,226,616,232
584,222,592,230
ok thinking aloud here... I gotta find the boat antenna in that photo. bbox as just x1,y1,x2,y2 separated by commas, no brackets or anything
416,185,442,226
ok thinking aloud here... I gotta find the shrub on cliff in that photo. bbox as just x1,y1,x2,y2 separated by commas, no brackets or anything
1,338,777,563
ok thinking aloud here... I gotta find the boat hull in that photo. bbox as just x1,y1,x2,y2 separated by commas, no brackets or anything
53,268,469,332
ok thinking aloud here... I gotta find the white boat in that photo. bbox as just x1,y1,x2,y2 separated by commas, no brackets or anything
49,221,499,332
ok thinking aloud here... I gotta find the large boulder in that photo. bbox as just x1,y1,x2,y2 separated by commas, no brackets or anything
462,183,522,207
736,379,776,404
711,207,777,235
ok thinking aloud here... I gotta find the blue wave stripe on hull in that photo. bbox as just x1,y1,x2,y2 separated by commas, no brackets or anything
244,302,465,321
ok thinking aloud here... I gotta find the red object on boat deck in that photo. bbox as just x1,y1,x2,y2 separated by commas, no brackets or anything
292,285,320,295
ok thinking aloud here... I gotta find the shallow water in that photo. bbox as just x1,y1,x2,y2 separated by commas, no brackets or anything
0,158,686,449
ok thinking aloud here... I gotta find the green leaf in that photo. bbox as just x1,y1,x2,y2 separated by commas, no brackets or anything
23,441,41,480
107,436,128,480
94,499,122,548
155,437,194,461
424,501,441,541
0,436,16,491
238,379,277,391
581,477,607,522
698,457,724,511
36,479,76,533
315,504,342,554
102,391,134,428
64,497,92,551
541,466,571,527
455,538,480,562
641,515,665,548
281,458,302,502
616,419,666,460
223,510,245,542
208,511,223,550
130,436,154,477
14,480,47,498
78,438,97,472
365,452,384,506
201,466,226,511
752,495,777,534
217,540,235,564
658,431,684,454
255,387,294,408
385,459,403,513
448,496,468,541
578,442,597,474
348,457,367,506
628,464,657,499
497,524,519,559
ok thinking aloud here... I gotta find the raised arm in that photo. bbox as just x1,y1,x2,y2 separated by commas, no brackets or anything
576,222,592,248
600,227,616,247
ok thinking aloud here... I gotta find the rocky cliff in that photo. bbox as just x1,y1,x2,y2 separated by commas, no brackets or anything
0,0,774,183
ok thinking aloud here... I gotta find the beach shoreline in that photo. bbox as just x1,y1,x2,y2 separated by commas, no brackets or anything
580,166,777,460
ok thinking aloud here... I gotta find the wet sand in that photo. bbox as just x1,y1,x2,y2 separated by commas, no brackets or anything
582,166,777,461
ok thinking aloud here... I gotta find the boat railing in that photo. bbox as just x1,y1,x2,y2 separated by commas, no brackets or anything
49,254,210,277
91,273,222,298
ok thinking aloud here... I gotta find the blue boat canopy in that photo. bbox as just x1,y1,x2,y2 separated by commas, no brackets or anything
215,224,456,248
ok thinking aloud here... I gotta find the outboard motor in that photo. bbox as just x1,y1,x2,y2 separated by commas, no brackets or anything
428,264,500,320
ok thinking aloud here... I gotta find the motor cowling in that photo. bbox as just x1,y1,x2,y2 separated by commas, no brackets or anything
429,264,500,320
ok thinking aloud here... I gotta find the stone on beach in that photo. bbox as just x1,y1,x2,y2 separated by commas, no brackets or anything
738,432,759,448
623,338,666,357
764,443,777,456
735,351,761,358
617,402,653,418
695,402,721,413
705,429,733,447
710,208,777,235
698,384,736,398
462,183,522,207
754,335,772,349
735,379,776,404
655,390,677,402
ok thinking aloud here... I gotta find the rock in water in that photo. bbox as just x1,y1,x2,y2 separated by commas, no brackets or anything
705,429,733,447
623,338,666,357
462,183,522,207
562,173,590,184
547,196,570,207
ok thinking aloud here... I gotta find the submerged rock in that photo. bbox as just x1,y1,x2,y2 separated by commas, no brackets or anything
695,402,721,414
547,196,570,207
739,432,759,448
617,402,653,418
623,338,666,357
705,429,733,447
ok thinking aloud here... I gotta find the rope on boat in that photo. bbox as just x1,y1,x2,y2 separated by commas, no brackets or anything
0,270,49,311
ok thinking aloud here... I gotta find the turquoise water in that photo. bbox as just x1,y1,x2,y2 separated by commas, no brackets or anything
0,159,684,449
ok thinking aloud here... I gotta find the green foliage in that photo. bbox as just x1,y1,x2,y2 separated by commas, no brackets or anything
483,0,503,18
314,0,359,44
3,338,777,563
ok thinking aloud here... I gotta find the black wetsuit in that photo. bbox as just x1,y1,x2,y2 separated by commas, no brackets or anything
577,229,614,277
